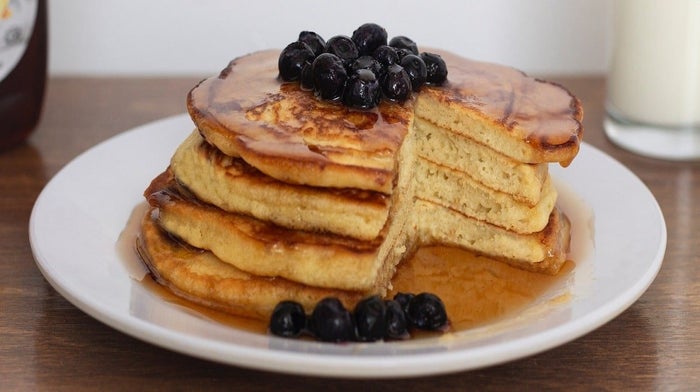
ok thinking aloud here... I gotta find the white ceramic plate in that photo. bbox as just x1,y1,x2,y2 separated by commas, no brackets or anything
30,114,666,378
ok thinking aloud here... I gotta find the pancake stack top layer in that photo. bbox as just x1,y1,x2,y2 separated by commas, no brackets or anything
139,49,583,319
188,50,413,194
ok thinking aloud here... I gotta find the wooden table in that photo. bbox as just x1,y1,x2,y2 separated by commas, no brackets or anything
2,76,698,390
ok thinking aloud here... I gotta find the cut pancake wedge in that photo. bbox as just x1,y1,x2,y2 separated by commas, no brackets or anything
413,117,548,206
415,158,557,234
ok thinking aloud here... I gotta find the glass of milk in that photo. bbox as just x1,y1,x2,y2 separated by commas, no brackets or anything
605,0,700,160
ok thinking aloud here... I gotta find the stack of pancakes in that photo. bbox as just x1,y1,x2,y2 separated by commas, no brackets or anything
138,49,583,320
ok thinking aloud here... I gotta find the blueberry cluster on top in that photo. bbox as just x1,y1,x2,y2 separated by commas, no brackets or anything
278,23,448,110
269,292,449,343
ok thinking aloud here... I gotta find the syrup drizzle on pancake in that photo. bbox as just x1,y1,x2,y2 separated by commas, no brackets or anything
188,50,412,193
424,51,583,152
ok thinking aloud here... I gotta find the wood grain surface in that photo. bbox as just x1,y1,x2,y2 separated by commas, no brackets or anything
1,76,698,390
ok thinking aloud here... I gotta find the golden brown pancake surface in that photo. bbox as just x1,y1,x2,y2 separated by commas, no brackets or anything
188,49,583,194
137,208,365,320
188,49,413,194
144,169,415,291
170,130,391,241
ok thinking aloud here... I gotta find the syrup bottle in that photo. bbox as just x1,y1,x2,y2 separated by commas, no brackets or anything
0,0,47,150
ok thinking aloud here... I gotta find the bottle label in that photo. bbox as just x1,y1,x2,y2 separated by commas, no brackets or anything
0,0,38,81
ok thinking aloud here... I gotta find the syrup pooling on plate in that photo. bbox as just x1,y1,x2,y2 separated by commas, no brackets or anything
390,247,575,332
122,197,582,338
125,242,574,338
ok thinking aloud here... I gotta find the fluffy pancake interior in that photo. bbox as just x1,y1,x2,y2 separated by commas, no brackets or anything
415,158,557,234
413,117,548,206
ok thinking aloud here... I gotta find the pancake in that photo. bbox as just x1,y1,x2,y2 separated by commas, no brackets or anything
413,117,548,206
172,129,553,240
137,208,365,320
414,51,583,167
140,47,584,321
414,158,557,234
146,162,567,281
171,130,390,241
187,49,582,198
145,169,416,292
414,199,570,273
187,50,413,194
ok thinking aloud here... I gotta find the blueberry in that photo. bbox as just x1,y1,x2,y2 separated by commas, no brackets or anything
351,23,388,56
312,53,347,101
393,292,414,314
324,35,359,67
269,301,307,338
278,41,316,81
384,300,409,340
343,69,380,109
393,48,413,62
381,64,412,102
298,31,326,57
389,36,419,55
373,45,399,68
300,61,314,90
309,297,356,342
406,292,449,331
349,56,382,77
400,54,427,91
421,52,448,85
353,295,387,342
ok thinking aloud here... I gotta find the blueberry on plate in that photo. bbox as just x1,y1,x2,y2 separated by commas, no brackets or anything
421,52,448,85
406,292,449,331
400,54,427,91
384,300,410,340
353,295,387,342
343,69,380,109
312,53,348,101
269,301,307,338
393,292,414,315
278,41,316,81
351,23,388,56
309,297,356,342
